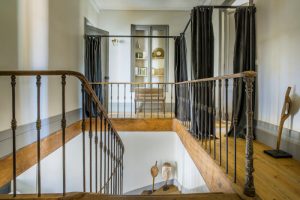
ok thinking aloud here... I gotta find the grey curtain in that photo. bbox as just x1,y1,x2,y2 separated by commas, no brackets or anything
229,7,256,138
190,6,214,138
174,34,188,120
85,36,103,116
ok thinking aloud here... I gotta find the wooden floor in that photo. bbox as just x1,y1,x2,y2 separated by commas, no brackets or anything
177,121,300,200
0,193,241,200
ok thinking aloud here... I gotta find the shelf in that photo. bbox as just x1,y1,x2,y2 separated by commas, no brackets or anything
152,57,165,60
152,75,164,77
135,66,148,68
135,75,148,77
135,58,148,60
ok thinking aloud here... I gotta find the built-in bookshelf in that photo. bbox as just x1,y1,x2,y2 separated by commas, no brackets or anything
131,25,169,85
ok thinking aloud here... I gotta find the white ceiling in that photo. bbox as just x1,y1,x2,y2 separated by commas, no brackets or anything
93,0,226,11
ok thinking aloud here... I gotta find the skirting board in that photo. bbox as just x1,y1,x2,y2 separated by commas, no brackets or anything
255,120,300,161
0,109,82,158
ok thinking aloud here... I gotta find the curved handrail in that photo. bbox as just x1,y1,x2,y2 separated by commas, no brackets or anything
0,70,124,149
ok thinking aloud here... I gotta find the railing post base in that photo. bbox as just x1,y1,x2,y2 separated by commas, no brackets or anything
243,76,255,197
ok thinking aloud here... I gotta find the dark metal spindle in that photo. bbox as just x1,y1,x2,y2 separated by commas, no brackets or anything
213,80,216,160
61,75,67,195
11,75,17,197
157,83,160,118
95,111,98,192
233,79,238,183
107,124,110,193
124,84,126,118
164,84,166,118
225,79,229,174
117,84,120,118
131,85,133,118
144,84,146,118
100,112,103,193
218,79,222,166
103,119,107,193
204,82,208,149
81,84,86,192
170,83,173,118
151,83,153,118
36,75,42,196
208,81,212,154
110,84,113,118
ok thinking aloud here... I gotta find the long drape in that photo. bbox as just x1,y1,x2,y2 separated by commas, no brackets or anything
85,36,103,116
174,34,188,120
190,6,214,137
229,7,256,138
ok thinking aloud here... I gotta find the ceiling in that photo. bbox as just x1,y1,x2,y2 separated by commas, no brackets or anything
93,0,227,11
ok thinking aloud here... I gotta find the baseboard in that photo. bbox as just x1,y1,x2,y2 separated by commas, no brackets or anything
0,109,82,158
255,120,300,161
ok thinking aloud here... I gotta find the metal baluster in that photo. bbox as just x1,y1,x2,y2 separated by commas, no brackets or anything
106,123,111,194
137,84,140,118
35,75,42,196
110,84,113,118
218,79,222,166
144,83,146,118
233,79,238,183
124,84,126,118
200,82,203,144
117,84,119,118
121,148,124,194
131,85,133,118
100,112,103,193
61,75,67,195
151,83,153,118
95,110,98,192
89,96,93,192
164,84,166,118
11,75,17,197
205,82,208,149
157,83,160,118
170,84,173,118
188,83,192,132
103,119,107,193
81,85,86,192
110,129,113,193
225,79,229,174
208,81,212,154
213,80,216,160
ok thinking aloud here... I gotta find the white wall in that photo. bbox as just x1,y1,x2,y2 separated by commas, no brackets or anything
16,132,208,194
0,0,100,131
255,0,300,140
119,132,208,193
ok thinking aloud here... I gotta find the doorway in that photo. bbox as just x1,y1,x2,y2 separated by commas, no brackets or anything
84,18,109,109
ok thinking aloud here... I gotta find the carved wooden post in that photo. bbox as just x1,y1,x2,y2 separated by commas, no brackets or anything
243,76,255,197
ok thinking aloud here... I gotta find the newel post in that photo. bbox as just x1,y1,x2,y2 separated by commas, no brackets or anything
243,76,255,197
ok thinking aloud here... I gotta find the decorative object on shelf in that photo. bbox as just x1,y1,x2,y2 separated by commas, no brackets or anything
135,67,147,76
112,38,119,46
150,161,159,193
152,68,164,76
135,52,147,59
135,52,143,59
136,39,141,49
152,48,164,58
264,87,293,158
161,162,172,191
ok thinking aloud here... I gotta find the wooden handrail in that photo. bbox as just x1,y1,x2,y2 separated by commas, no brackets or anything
0,70,124,149
89,71,256,86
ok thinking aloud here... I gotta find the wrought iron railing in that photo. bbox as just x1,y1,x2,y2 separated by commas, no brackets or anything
92,71,256,197
0,71,124,197
175,71,256,197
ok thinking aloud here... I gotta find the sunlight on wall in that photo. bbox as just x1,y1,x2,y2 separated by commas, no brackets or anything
17,0,49,126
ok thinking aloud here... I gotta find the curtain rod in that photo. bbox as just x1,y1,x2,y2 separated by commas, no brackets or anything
85,35,178,39
181,5,255,35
